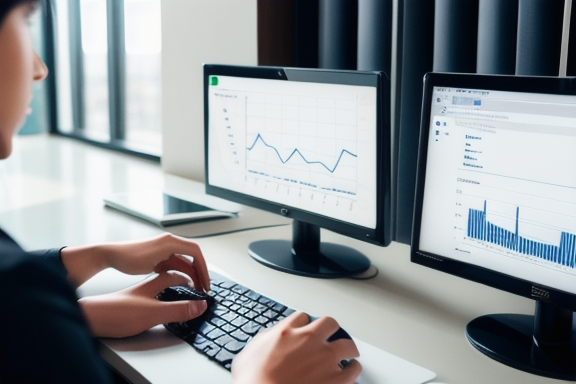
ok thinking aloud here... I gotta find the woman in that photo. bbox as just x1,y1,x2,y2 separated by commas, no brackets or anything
0,1,362,383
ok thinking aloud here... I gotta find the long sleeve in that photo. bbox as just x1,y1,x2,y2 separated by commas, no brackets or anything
0,230,112,383
30,246,67,271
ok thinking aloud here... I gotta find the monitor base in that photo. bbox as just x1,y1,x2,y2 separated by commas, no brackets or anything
248,239,371,278
466,308,576,381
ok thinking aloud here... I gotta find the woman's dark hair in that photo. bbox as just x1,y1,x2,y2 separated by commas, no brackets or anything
0,0,41,26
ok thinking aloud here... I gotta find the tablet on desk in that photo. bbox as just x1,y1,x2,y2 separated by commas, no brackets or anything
104,191,237,227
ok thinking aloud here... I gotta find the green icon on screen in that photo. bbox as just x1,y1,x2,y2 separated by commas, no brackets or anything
210,76,218,86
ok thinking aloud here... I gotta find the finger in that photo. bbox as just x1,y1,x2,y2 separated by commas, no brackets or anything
154,254,193,275
160,299,208,323
173,238,211,293
192,255,210,293
154,270,194,291
173,255,203,292
308,316,341,340
283,311,311,328
331,338,361,360
154,255,204,292
131,271,192,297
338,359,362,384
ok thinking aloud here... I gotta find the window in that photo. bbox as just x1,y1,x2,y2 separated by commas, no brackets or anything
49,0,162,159
124,0,162,149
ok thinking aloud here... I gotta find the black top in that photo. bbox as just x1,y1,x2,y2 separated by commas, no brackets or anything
0,228,112,383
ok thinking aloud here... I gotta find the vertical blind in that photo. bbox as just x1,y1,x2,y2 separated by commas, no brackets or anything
257,0,575,244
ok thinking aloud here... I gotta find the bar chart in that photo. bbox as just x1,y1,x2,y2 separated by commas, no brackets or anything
467,201,576,268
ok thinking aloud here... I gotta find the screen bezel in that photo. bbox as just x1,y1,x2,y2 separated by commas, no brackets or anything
203,64,391,247
411,72,576,312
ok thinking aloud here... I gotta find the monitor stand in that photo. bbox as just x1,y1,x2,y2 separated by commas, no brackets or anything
466,301,576,381
247,220,371,278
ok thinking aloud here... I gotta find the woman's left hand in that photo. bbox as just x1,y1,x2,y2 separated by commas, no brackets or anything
78,271,208,338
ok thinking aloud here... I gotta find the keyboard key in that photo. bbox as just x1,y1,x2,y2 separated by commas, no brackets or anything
231,286,250,295
192,335,210,349
220,311,238,322
272,303,287,312
220,299,235,307
231,329,251,342
219,281,236,289
205,327,225,340
258,297,272,305
244,310,259,319
214,334,235,347
215,349,235,367
237,307,249,316
241,321,262,335
263,309,279,319
202,343,220,357
231,316,248,327
220,323,237,333
198,322,215,335
246,291,260,301
212,307,228,317
224,339,246,353
254,315,269,325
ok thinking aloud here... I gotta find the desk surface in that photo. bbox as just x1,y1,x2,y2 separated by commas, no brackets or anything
1,135,572,384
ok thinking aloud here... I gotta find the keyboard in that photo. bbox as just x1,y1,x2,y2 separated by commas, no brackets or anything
160,272,295,370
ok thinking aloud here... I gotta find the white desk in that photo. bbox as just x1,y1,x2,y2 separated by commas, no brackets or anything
1,135,572,384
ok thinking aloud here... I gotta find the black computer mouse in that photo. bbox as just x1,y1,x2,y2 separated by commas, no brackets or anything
157,286,214,336
308,315,353,368
308,315,352,342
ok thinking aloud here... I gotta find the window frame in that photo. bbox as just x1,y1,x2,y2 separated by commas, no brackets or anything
43,0,161,162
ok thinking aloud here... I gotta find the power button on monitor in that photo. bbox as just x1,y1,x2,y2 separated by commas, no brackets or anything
280,208,290,216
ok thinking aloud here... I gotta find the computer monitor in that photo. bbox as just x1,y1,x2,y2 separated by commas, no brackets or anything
204,64,391,278
412,72,576,380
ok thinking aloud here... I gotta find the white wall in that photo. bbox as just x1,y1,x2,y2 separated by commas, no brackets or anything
161,0,258,181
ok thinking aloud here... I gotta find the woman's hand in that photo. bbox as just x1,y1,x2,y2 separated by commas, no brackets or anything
61,233,210,292
78,271,208,338
231,312,362,384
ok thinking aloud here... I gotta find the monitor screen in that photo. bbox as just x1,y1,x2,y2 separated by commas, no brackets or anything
204,64,391,278
412,73,576,380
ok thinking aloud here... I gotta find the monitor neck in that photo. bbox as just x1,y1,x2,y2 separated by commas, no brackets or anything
533,301,574,357
292,220,320,255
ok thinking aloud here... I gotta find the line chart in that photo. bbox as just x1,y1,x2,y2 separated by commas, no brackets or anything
236,87,369,199
247,133,357,174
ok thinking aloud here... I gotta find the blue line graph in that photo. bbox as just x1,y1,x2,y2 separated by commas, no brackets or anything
246,133,357,174
467,201,576,268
